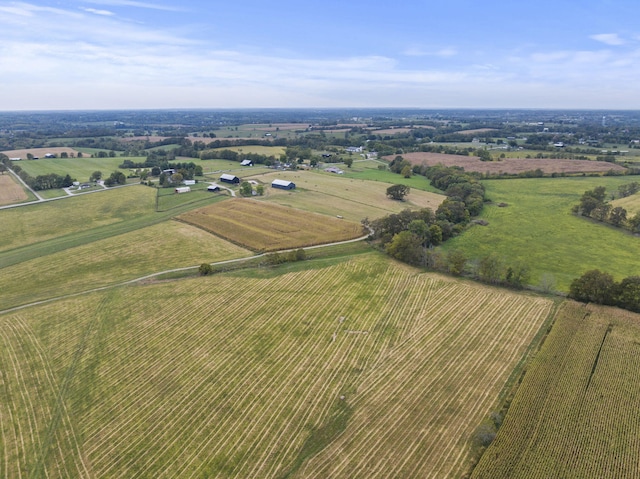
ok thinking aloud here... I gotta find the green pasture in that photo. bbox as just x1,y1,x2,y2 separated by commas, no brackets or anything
338,159,442,193
16,156,136,181
0,220,251,311
439,176,640,291
155,183,230,211
208,145,286,157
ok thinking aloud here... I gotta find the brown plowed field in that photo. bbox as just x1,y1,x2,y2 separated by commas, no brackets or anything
388,152,627,175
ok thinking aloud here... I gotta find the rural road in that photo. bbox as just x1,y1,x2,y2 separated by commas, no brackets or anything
0,228,373,316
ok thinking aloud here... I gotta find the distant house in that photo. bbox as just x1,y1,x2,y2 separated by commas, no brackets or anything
174,186,191,194
325,167,344,174
271,179,296,190
220,174,240,184
163,168,175,175
44,153,56,158
207,183,221,192
183,179,196,185
9,157,21,161
240,159,253,166
345,146,363,153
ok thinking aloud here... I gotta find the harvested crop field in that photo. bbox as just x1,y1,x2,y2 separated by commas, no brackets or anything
1,147,85,159
177,198,365,252
391,152,627,175
0,254,553,478
0,174,28,205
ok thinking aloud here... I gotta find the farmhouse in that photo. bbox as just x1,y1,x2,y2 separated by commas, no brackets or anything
240,159,253,166
207,183,221,192
174,186,191,194
271,179,296,190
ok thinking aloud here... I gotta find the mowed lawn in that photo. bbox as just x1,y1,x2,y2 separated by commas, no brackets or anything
440,176,640,291
246,170,446,222
472,301,640,479
0,220,251,311
0,253,553,478
178,198,365,252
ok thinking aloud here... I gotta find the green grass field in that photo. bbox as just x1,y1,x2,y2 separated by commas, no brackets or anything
439,176,640,291
17,156,131,181
244,169,445,222
471,301,640,479
0,220,251,311
0,253,552,478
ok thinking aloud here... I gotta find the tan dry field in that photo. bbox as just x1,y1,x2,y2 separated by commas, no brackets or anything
455,128,498,135
611,193,640,217
177,198,365,252
1,146,85,159
246,170,446,222
0,174,28,205
375,126,436,135
121,135,169,142
392,152,628,175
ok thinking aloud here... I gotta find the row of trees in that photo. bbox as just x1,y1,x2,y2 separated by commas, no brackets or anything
572,184,640,231
569,270,640,313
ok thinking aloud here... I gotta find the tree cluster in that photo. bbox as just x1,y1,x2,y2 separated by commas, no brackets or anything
570,270,640,313
103,171,126,187
572,184,640,232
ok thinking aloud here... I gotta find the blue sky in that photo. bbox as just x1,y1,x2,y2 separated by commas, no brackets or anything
1,0,639,110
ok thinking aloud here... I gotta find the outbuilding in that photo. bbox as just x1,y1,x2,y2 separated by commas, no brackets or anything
220,174,240,184
174,186,191,193
240,159,254,166
271,179,296,190
207,183,221,192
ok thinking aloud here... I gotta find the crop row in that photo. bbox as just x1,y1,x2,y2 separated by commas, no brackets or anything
472,302,640,478
1,254,553,477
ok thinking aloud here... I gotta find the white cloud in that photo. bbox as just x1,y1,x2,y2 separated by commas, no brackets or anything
590,33,625,46
402,46,457,58
82,7,115,16
81,0,187,12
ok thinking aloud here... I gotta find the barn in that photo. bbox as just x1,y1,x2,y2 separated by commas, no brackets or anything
174,186,191,194
240,159,254,166
271,179,296,190
220,174,240,184
207,183,221,192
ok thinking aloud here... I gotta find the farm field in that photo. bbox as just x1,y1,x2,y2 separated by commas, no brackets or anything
0,253,553,478
246,170,446,222
207,145,285,157
393,152,627,175
177,198,365,252
13,155,136,181
440,176,640,291
0,173,28,205
340,159,443,193
0,186,156,254
472,301,640,479
611,192,640,216
0,220,251,311
1,146,85,159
